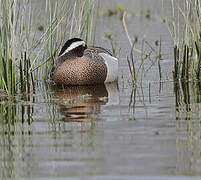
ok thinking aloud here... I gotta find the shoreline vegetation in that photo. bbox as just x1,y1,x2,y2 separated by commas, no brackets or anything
170,0,201,81
0,0,94,95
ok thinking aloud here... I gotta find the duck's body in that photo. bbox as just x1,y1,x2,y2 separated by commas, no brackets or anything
53,38,118,86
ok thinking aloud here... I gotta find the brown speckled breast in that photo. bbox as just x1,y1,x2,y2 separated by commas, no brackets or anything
53,50,107,86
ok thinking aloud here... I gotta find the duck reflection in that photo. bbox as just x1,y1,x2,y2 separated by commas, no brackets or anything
53,83,118,122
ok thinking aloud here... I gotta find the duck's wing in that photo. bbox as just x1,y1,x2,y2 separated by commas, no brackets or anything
89,46,114,56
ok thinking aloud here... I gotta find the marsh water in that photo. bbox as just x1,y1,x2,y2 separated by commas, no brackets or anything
1,0,201,179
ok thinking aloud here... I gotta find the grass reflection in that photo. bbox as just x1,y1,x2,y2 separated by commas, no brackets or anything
174,80,201,119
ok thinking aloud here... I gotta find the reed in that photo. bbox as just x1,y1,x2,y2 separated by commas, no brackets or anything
0,0,95,96
33,0,95,80
170,0,201,80
0,0,16,95
86,0,91,44
104,32,117,56
127,41,137,84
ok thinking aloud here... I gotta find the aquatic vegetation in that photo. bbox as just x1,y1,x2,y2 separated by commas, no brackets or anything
117,4,125,21
127,41,137,85
145,8,151,20
0,0,95,134
0,0,95,96
103,4,125,21
122,11,162,85
122,12,147,56
170,0,201,80
104,32,117,56
103,9,118,17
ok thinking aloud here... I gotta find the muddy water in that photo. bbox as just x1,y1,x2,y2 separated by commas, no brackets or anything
1,0,201,179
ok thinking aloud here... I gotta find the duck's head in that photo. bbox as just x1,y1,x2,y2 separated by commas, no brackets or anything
58,38,87,57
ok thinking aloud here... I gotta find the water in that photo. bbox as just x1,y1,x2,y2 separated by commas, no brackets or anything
1,0,201,179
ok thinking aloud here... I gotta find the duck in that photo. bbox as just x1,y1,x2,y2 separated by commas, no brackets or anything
52,38,118,86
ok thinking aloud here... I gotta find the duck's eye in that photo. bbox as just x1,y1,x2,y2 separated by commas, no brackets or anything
83,44,87,48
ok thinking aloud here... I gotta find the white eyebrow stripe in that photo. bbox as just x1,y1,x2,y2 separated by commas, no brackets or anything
60,41,85,57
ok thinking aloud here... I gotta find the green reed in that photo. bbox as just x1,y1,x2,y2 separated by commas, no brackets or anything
0,0,95,96
0,0,95,133
127,41,137,84
170,0,201,80
35,0,95,80
86,0,91,44
0,0,16,95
